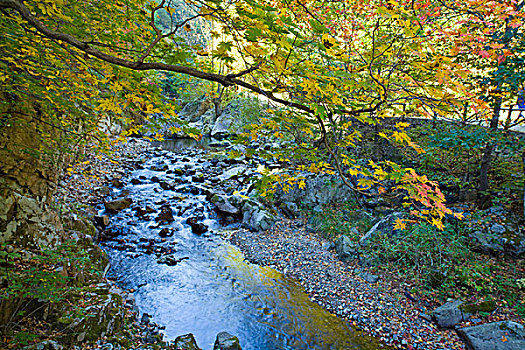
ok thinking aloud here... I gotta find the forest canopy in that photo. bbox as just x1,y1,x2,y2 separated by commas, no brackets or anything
1,0,524,227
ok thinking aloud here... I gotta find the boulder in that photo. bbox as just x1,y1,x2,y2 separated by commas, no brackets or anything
214,331,242,350
211,194,241,216
241,200,277,232
158,228,174,237
104,197,133,213
469,230,505,254
334,235,359,263
186,217,208,235
155,206,174,224
159,181,175,191
211,112,235,139
275,175,354,209
157,254,189,266
174,333,201,350
458,321,525,350
111,178,124,188
218,166,247,182
192,173,206,183
431,300,470,328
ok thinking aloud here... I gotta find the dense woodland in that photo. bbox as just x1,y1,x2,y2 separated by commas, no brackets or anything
0,0,524,349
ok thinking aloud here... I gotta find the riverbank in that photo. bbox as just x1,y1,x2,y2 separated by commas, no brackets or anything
58,137,523,349
230,221,466,349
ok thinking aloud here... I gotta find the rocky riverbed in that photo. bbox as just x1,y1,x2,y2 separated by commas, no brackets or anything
60,136,524,350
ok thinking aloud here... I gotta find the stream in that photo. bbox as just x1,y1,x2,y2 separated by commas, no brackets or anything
99,139,386,349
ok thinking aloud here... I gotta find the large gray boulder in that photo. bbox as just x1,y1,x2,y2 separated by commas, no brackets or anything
214,331,242,350
180,96,211,122
458,321,525,350
431,300,470,328
241,199,277,232
211,112,235,139
211,194,241,216
334,235,358,263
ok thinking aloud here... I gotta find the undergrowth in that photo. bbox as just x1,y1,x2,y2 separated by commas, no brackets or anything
0,240,107,348
308,202,525,318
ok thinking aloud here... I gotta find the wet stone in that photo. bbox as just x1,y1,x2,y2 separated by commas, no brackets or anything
214,331,242,350
159,228,174,237
186,217,208,235
104,197,133,213
155,206,174,224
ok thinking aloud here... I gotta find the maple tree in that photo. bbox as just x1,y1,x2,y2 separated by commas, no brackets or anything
1,0,524,226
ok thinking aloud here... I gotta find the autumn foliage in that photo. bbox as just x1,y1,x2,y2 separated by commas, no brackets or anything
1,0,524,227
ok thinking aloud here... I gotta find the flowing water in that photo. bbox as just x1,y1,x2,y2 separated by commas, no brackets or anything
100,142,387,349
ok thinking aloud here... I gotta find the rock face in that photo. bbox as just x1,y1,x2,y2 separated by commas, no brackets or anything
0,105,63,247
275,175,354,209
458,321,525,350
334,235,358,263
431,300,470,328
214,331,242,350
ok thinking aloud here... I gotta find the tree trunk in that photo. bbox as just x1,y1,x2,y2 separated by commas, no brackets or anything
478,94,502,207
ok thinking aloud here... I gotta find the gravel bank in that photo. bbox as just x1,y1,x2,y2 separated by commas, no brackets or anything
230,219,465,350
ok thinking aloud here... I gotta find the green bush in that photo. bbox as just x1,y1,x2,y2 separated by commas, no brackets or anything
366,222,471,287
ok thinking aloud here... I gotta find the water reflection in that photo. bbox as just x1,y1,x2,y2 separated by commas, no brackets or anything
102,145,390,350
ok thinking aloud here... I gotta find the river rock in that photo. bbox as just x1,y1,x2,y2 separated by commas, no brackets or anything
457,321,525,350
174,333,201,350
157,254,189,266
150,164,168,172
104,197,133,213
211,194,241,215
186,217,208,235
214,331,242,350
335,235,358,263
159,181,175,191
431,300,470,328
94,215,110,227
192,173,205,183
111,178,124,188
155,205,174,224
158,228,174,237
